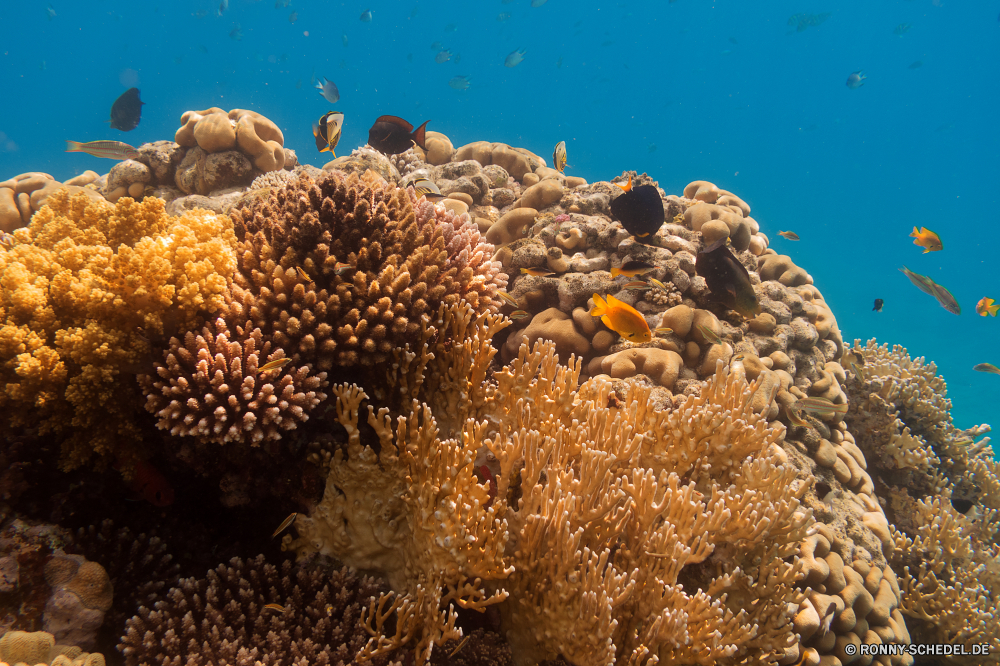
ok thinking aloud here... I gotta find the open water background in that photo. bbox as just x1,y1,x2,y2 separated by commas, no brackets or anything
1,0,998,439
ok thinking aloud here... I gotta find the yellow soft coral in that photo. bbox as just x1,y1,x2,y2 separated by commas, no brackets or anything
0,188,236,468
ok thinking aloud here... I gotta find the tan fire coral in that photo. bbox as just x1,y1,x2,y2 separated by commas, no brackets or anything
0,189,236,468
289,300,815,666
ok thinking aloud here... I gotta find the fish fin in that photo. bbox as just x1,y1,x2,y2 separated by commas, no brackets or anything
589,293,608,317
910,226,919,238
331,148,336,158
65,140,83,152
411,120,430,150
319,146,330,153
610,268,621,278
376,115,413,132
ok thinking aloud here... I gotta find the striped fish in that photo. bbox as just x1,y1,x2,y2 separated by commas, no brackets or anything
794,397,848,417
412,178,448,201
65,140,139,160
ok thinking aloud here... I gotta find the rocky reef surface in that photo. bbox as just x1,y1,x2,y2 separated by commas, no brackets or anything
0,109,996,666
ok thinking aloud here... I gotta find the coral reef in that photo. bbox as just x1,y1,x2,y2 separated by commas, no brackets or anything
0,630,105,666
0,189,237,469
288,301,816,666
119,555,405,666
843,340,999,663
0,172,103,233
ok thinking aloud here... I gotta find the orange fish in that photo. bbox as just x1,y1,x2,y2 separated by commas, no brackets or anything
117,459,175,507
909,226,942,253
589,293,651,343
521,267,556,277
615,175,632,192
977,297,999,317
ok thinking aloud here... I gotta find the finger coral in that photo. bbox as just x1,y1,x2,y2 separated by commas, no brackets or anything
119,555,405,666
0,189,237,469
138,316,328,446
289,300,815,666
228,169,506,369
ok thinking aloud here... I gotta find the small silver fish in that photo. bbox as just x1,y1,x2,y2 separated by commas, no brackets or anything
435,49,452,63
505,49,527,68
315,77,339,103
45,3,56,19
449,75,471,90
342,34,349,47
217,0,228,16
229,23,243,40
360,9,372,22
846,70,866,89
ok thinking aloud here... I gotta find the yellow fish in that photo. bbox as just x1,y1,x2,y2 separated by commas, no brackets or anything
498,292,520,307
521,267,556,277
271,512,297,538
777,230,800,241
909,226,942,253
257,357,291,374
648,278,668,291
263,603,286,614
509,310,530,320
615,175,633,192
977,297,999,317
590,293,651,343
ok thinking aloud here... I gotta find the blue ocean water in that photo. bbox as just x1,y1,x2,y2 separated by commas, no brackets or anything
1,0,997,434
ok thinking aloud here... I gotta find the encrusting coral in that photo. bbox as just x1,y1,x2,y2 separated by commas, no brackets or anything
119,555,405,666
0,189,236,469
288,300,816,666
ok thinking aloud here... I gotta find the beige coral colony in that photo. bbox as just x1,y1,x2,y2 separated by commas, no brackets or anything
0,107,996,666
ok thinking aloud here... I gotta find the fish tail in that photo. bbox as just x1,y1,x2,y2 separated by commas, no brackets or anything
589,293,608,317
65,140,84,152
610,268,621,278
412,120,430,150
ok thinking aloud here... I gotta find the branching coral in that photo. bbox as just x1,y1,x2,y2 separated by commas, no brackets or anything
228,169,506,369
0,189,236,469
139,316,328,445
289,300,814,666
119,556,404,666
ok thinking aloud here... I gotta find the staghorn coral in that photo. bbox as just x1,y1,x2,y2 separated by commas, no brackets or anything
227,169,506,369
0,189,236,469
119,555,404,666
288,301,815,666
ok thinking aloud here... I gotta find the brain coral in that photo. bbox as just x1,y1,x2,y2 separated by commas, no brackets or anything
227,169,506,369
0,189,236,469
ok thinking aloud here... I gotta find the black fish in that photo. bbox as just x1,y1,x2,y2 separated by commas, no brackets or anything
872,298,883,312
951,497,974,514
109,87,144,132
609,183,664,238
695,238,760,318
367,115,429,155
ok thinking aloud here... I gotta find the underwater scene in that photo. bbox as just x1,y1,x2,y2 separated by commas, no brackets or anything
1,0,999,665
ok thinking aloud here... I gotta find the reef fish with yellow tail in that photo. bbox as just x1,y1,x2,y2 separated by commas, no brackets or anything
368,115,429,155
590,293,651,343
695,238,761,317
910,226,942,253
552,140,568,172
973,363,1000,375
609,176,665,239
977,297,999,317
257,357,292,374
611,260,656,278
109,87,144,131
777,230,800,241
65,140,139,160
313,111,344,155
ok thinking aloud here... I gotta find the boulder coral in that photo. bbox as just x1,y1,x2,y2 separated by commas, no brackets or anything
0,189,237,469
